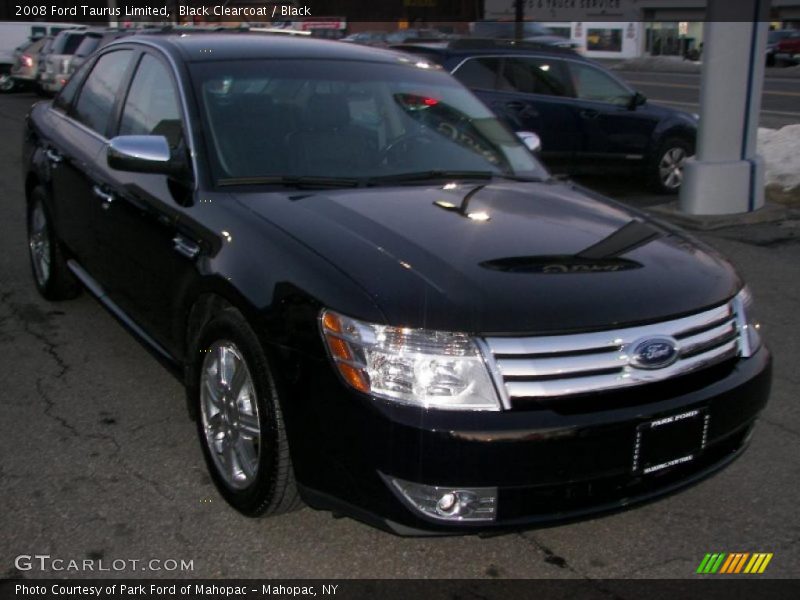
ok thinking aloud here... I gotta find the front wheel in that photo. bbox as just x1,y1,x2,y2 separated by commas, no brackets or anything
194,309,302,517
649,137,693,194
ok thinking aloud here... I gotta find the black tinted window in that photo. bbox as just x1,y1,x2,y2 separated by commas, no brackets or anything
119,54,183,148
453,58,502,90
73,50,132,136
567,62,631,105
53,32,84,55
502,58,571,96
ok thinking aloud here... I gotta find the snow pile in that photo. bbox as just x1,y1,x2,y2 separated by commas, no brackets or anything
758,125,800,203
611,56,702,73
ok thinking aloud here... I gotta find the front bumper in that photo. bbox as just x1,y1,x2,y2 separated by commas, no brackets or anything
289,347,771,535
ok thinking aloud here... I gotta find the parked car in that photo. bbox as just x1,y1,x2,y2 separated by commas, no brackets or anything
766,29,795,66
470,20,577,49
23,33,770,534
0,37,47,93
68,28,138,76
38,29,88,96
0,21,84,74
341,31,389,46
385,28,450,44
775,30,800,64
395,39,699,193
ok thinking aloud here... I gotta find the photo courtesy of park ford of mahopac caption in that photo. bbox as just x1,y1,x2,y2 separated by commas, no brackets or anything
0,0,798,598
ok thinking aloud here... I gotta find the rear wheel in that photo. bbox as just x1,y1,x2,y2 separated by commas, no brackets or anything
649,137,693,194
0,75,16,93
194,309,302,517
27,186,81,301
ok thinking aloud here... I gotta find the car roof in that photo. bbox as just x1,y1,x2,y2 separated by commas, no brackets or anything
109,32,418,65
393,39,585,60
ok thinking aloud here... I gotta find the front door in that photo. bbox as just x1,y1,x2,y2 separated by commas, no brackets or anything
564,61,660,168
93,52,199,354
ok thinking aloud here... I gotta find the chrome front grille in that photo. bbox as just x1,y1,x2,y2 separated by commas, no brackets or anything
483,301,740,403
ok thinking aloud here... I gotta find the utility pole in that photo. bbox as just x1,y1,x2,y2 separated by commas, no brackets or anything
680,0,770,215
514,0,524,41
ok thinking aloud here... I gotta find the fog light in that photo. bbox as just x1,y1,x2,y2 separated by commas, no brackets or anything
384,474,497,522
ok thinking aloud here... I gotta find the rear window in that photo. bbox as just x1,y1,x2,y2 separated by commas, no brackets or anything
52,33,84,55
75,36,101,57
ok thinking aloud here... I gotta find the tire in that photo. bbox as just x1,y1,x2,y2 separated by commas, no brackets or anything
193,309,302,517
0,75,16,93
27,186,81,301
766,53,776,67
648,137,693,194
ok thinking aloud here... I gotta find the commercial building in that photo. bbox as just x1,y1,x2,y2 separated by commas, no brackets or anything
484,0,800,59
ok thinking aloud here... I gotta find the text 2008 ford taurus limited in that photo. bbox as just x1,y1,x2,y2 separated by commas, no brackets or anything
23,34,771,534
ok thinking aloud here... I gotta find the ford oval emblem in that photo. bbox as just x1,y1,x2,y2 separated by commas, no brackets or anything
630,336,679,370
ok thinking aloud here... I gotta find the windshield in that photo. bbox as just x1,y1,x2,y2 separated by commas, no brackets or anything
190,58,547,185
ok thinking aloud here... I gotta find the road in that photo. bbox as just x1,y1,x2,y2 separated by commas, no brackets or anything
0,92,799,581
614,69,800,129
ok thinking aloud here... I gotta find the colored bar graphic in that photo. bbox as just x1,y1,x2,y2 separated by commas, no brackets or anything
699,552,773,574
758,554,773,573
697,554,713,574
719,554,736,573
734,553,750,573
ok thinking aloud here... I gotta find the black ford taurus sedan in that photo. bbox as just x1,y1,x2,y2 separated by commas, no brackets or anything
23,33,770,534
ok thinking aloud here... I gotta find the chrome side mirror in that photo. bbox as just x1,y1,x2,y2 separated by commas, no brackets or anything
107,135,175,174
516,131,542,154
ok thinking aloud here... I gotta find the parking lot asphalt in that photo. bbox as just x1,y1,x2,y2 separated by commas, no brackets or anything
1,92,798,580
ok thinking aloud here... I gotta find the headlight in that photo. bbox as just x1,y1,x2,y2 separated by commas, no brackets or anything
320,309,501,411
733,286,762,357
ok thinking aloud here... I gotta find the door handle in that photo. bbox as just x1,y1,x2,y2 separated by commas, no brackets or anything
173,235,200,260
45,148,62,164
579,109,600,119
92,185,114,208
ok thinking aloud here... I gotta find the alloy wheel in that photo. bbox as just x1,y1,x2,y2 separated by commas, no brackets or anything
200,341,261,490
29,201,51,287
658,146,688,190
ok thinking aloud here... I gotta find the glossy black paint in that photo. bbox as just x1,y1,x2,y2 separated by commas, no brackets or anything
23,34,769,534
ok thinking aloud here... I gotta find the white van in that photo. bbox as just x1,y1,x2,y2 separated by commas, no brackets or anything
0,21,85,71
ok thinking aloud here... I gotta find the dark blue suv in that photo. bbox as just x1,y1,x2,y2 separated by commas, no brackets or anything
395,40,699,193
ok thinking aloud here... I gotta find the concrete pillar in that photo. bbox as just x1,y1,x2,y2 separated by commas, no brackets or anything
680,3,770,215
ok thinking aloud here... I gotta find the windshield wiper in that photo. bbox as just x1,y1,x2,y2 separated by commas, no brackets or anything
218,176,362,189
364,170,496,185
363,170,547,185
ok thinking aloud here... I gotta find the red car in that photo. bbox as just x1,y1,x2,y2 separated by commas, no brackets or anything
776,31,800,62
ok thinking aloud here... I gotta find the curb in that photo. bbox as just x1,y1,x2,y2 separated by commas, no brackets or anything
645,202,799,231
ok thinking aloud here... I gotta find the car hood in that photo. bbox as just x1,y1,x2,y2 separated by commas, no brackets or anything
234,181,740,334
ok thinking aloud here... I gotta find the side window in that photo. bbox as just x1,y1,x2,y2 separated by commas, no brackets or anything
119,54,183,149
567,62,632,105
453,58,502,90
53,59,91,112
73,50,133,136
502,58,571,96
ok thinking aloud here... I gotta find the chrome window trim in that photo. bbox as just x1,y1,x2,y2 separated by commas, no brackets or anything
50,39,200,192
